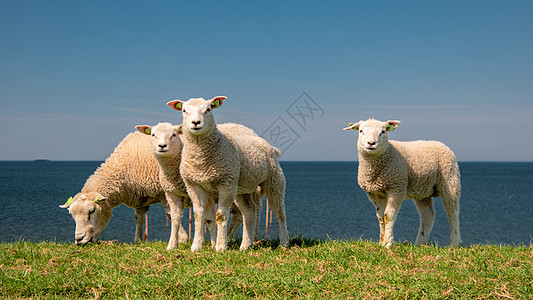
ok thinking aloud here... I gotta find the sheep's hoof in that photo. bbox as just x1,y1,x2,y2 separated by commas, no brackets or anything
191,243,203,252
239,243,252,251
384,241,394,249
178,233,188,243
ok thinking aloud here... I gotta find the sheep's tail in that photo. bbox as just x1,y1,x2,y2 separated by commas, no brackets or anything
438,146,462,246
273,147,281,158
439,153,461,202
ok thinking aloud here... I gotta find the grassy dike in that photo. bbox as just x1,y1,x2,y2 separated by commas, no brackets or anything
1,237,532,299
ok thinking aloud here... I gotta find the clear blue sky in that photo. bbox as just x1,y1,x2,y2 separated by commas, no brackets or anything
1,1,532,161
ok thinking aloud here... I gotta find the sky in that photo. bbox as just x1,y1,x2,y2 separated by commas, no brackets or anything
1,1,532,161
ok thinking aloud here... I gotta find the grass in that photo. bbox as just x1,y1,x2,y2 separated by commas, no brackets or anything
1,237,532,299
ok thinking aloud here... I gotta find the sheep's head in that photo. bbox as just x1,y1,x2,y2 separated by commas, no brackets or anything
343,119,400,155
136,123,183,158
59,192,111,245
167,96,226,136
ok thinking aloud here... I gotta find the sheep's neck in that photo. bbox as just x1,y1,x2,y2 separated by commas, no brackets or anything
82,167,125,209
156,153,186,191
358,143,394,174
183,128,224,163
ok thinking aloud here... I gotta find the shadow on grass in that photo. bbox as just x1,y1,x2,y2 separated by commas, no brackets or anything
227,234,325,250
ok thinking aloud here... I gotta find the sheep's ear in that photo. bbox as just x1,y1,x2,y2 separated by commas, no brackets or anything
342,121,362,131
167,100,185,111
209,96,227,109
59,196,74,209
93,194,106,203
386,120,401,132
136,125,152,135
176,124,183,135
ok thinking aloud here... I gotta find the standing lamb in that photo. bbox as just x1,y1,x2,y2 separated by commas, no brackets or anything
167,96,289,252
59,131,188,246
343,118,461,248
135,122,263,250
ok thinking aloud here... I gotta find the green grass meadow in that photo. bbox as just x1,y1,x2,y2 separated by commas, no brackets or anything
1,237,532,299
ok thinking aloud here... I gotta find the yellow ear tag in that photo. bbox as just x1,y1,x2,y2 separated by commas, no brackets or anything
93,195,103,203
387,124,395,132
212,100,220,108
144,128,151,134
346,123,357,131
175,102,182,110
178,127,182,134
63,196,74,207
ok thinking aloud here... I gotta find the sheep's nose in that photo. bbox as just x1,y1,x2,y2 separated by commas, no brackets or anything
368,141,376,146
192,120,201,126
75,237,84,245
159,144,167,149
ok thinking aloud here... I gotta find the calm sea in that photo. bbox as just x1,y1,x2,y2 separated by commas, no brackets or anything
0,161,531,246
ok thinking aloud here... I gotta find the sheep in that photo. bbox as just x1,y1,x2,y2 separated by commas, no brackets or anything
343,118,461,248
59,131,188,246
167,96,289,252
135,122,263,250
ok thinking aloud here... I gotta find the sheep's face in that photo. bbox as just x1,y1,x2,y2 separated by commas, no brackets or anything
136,123,183,158
343,119,400,155
167,96,226,136
64,192,111,246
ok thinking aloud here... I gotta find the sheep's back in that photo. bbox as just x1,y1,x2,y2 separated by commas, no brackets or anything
83,132,162,205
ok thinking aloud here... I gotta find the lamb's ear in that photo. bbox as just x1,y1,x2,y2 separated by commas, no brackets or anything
167,100,185,111
209,96,227,109
175,124,183,135
386,120,401,132
59,196,74,209
136,125,152,135
93,194,107,203
342,121,362,131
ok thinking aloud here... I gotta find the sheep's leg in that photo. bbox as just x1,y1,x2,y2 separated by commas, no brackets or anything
382,192,404,248
134,206,149,243
234,193,257,251
178,223,188,243
204,195,217,249
161,197,188,243
187,185,208,252
441,194,462,246
368,193,387,245
263,175,289,247
165,192,185,250
414,197,435,245
227,203,243,239
215,187,238,252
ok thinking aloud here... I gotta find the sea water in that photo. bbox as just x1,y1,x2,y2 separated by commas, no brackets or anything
0,161,531,245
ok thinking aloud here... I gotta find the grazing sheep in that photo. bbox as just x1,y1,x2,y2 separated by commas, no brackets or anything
343,118,461,248
135,122,263,250
168,96,289,252
59,131,188,246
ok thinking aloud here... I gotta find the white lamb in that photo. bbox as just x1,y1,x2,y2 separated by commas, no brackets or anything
59,131,188,246
343,118,461,248
167,96,289,252
135,122,263,250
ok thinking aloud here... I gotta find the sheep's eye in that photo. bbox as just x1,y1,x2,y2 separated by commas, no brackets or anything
359,130,363,133
206,108,211,113
380,130,385,135
171,134,176,138
182,109,187,113
88,207,95,215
